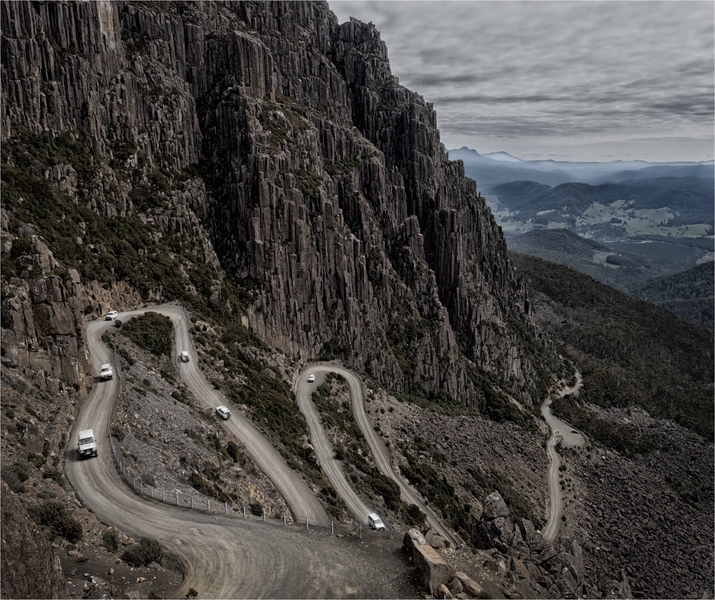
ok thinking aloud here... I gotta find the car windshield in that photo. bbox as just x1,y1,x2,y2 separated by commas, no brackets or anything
79,436,94,444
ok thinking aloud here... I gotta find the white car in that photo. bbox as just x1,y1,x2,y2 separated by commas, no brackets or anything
99,364,113,381
368,512,385,531
307,374,315,383
78,429,98,459
216,406,231,420
105,310,119,321
180,350,190,362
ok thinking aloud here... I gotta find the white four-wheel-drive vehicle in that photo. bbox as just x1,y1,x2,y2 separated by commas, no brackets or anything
78,429,98,459
216,406,231,420
368,512,385,530
105,310,119,320
307,373,315,383
180,350,190,362
99,364,113,381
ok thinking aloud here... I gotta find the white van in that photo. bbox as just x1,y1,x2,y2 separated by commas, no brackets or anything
78,429,98,459
368,512,385,530
99,364,113,381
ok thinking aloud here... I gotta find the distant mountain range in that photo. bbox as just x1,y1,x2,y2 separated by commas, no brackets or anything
487,178,714,239
450,147,714,326
448,146,714,191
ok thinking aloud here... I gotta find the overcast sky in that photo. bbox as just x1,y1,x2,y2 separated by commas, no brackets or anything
329,1,714,163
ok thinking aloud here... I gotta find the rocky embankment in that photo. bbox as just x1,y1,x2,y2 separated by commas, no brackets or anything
106,329,292,519
556,409,714,599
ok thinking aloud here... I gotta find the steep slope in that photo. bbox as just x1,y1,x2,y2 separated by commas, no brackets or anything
509,251,713,598
1,0,555,413
1,1,561,595
509,251,713,440
631,261,714,330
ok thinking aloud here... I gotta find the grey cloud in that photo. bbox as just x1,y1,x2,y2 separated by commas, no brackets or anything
329,1,713,161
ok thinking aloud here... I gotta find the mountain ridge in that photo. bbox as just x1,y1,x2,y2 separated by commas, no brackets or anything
448,145,714,189
1,3,712,599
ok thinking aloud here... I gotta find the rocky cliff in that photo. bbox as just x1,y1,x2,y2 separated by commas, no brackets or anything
1,1,555,413
1,482,68,599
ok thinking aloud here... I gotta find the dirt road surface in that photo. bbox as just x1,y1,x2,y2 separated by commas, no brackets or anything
540,373,585,542
297,364,460,547
65,306,412,598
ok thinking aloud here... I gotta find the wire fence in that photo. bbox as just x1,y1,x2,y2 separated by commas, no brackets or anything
105,335,397,540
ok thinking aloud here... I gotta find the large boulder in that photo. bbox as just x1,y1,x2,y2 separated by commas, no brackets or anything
488,516,513,545
483,491,509,519
403,528,427,553
454,572,485,598
412,543,452,596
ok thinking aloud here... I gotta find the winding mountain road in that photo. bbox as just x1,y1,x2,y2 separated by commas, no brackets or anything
65,305,402,598
296,364,460,547
540,372,585,542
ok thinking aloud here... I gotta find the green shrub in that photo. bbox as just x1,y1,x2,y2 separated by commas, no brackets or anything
43,469,63,483
226,441,240,463
119,312,173,356
122,538,163,567
189,472,211,496
29,501,83,542
103,528,119,552
2,462,29,493
403,503,426,527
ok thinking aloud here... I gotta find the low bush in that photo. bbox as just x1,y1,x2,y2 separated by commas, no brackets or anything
103,528,119,552
2,462,29,493
29,501,82,542
226,441,240,463
119,312,173,356
122,538,163,567
403,503,426,527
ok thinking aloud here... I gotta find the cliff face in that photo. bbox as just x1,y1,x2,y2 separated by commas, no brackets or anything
1,1,552,411
1,482,68,599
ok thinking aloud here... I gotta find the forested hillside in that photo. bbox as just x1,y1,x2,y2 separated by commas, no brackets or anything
510,251,713,439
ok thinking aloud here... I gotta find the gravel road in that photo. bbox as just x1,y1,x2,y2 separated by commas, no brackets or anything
297,364,460,547
65,306,412,598
540,372,584,542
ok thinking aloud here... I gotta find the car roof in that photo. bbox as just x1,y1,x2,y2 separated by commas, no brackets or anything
368,512,381,520
78,429,94,437
101,363,111,369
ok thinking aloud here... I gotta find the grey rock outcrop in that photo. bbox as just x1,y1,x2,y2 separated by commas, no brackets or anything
470,491,591,598
2,0,554,416
1,227,91,396
403,528,452,597
1,482,68,599
483,491,510,519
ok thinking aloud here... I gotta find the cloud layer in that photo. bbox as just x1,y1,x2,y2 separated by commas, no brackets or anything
329,1,714,162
